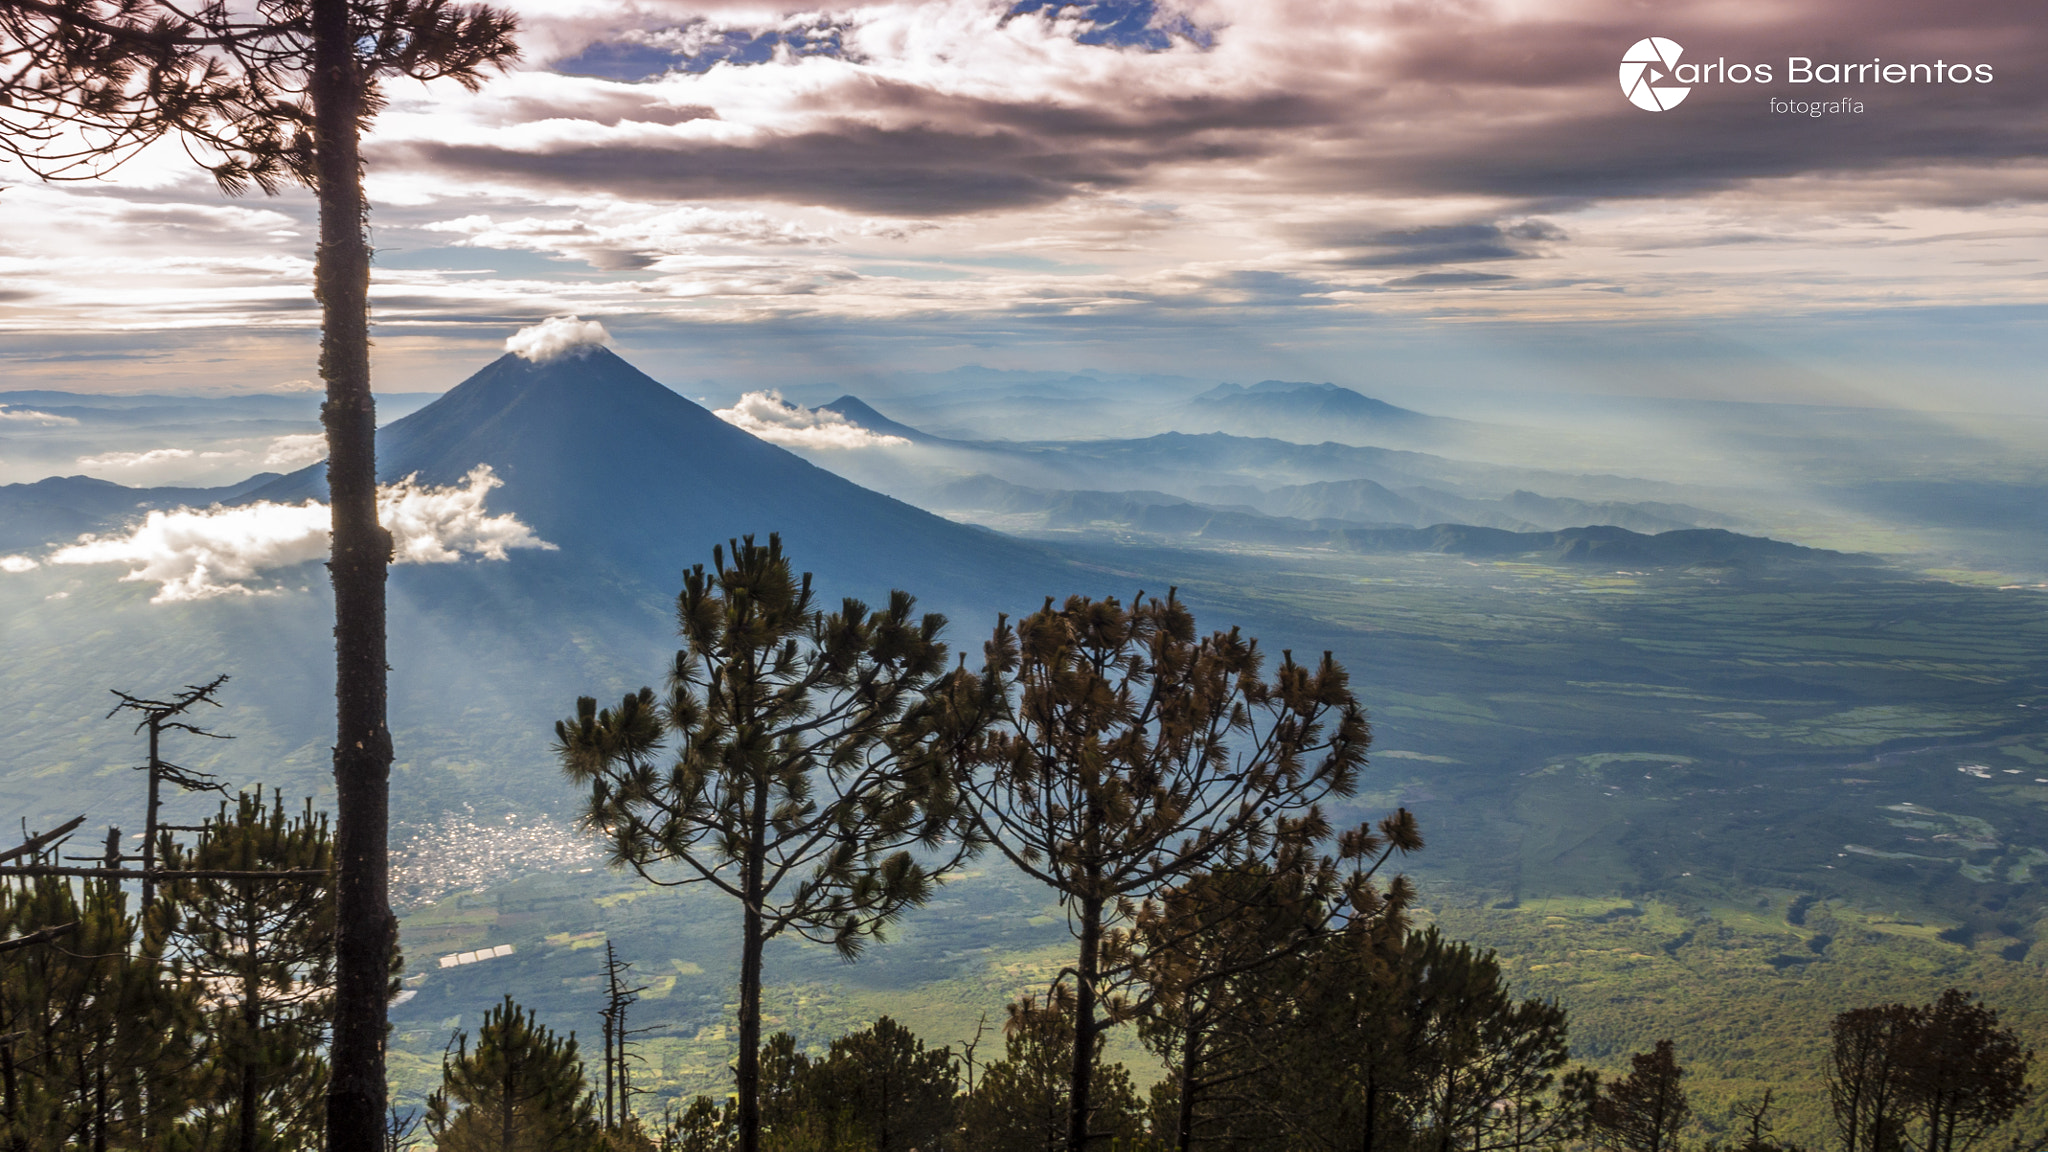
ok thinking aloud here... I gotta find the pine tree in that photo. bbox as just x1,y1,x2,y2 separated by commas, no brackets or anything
556,534,981,1152
0,844,202,1149
1900,991,2031,1152
958,991,1149,1152
798,1012,958,1147
655,1095,738,1152
1134,843,1415,1152
1592,1041,1689,1152
1240,921,1594,1152
1828,992,2035,1152
0,9,520,1140
948,590,1372,1152
1397,929,1582,1152
1268,916,1413,1152
1830,1005,1917,1152
425,996,604,1151
160,791,336,1152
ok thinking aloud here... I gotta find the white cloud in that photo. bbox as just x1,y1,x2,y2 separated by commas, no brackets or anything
381,466,556,564
713,391,909,450
51,498,329,602
505,315,611,362
262,434,328,470
77,447,197,469
0,407,79,426
0,556,39,574
47,465,553,603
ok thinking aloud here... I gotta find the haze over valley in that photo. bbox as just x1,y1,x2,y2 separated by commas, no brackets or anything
4,331,2046,1133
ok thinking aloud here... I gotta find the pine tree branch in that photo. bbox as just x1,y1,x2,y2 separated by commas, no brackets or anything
0,920,78,953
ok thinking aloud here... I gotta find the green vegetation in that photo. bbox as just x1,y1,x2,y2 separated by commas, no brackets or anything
427,996,603,1150
366,549,2048,1146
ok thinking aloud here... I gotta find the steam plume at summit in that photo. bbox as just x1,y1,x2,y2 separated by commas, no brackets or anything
505,316,610,363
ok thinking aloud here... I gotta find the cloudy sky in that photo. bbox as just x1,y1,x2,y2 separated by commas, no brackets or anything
1,0,2044,410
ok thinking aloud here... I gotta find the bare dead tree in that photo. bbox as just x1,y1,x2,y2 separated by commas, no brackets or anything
106,674,232,910
599,940,650,1132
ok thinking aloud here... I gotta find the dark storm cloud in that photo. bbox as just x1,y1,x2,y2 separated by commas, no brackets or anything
416,0,2048,219
393,75,1329,217
408,127,1096,215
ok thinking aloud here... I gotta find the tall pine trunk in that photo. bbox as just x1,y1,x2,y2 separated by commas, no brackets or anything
312,0,393,1147
1174,1015,1201,1152
737,832,767,1152
1068,892,1102,1152
241,902,261,1152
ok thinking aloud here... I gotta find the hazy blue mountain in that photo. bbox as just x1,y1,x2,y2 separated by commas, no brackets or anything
1498,490,1738,533
0,472,285,551
1179,381,1461,445
1194,380,1428,420
815,395,954,444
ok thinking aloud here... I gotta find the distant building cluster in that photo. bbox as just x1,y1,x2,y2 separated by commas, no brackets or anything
439,943,516,969
390,806,606,908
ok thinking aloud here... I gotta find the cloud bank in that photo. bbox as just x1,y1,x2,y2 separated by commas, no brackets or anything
44,465,553,602
505,316,611,362
713,391,910,449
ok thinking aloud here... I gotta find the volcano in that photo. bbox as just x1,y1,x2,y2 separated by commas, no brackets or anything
249,347,1075,612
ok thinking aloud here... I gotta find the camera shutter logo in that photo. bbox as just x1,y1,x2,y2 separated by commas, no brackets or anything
1620,37,1691,110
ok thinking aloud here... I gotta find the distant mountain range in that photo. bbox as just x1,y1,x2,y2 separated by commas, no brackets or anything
919,474,1862,574
804,398,1748,537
